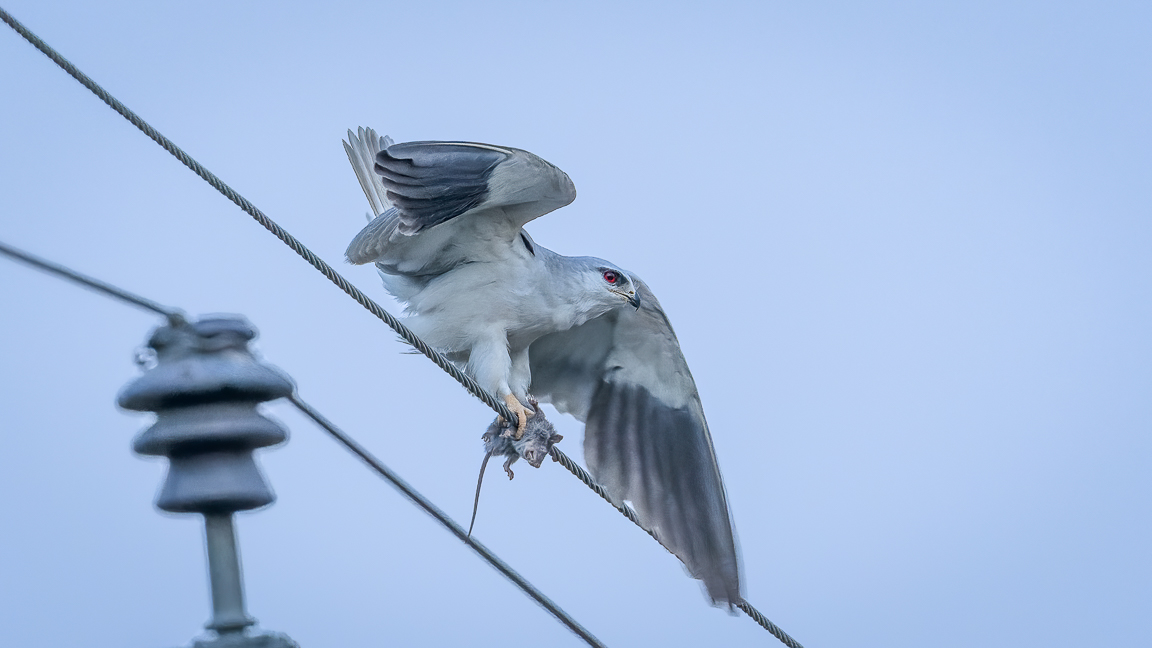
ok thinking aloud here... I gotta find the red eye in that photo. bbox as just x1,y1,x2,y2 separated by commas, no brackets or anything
603,270,619,284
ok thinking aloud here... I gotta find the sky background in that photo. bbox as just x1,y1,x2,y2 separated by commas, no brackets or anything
1,1,1149,646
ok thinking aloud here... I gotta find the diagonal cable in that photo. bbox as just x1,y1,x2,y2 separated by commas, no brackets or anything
0,239,185,325
0,239,605,648
287,394,606,647
1,8,804,646
548,447,804,647
0,5,515,425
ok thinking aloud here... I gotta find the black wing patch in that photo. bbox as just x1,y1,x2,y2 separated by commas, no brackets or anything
375,142,507,234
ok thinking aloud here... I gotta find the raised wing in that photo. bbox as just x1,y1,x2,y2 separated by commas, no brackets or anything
528,280,742,607
377,140,576,235
343,130,576,274
376,141,507,234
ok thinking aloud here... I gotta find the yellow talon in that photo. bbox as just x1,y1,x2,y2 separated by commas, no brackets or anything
502,394,534,439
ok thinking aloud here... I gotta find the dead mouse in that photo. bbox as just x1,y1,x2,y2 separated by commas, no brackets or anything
468,397,563,536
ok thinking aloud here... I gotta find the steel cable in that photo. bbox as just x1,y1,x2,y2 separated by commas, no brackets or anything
1,8,804,646
0,5,515,425
288,394,606,648
0,238,605,648
0,240,185,325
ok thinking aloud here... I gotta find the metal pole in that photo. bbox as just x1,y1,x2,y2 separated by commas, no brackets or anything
204,513,254,634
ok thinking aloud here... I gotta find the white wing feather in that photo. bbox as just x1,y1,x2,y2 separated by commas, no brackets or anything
343,127,394,220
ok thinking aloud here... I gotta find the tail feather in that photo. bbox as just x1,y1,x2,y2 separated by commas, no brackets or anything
343,127,394,218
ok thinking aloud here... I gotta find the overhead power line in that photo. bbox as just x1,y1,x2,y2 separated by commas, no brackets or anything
287,395,606,647
0,239,185,325
0,5,515,425
0,239,605,648
1,8,804,647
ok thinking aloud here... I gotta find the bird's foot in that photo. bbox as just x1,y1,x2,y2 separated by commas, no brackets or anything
485,396,563,470
497,394,535,439
470,405,563,536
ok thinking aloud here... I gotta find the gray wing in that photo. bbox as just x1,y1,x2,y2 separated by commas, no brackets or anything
528,280,742,607
343,129,576,270
376,141,507,235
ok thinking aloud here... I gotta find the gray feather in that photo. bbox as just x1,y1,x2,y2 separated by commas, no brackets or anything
343,127,394,218
586,380,740,606
341,129,740,606
343,132,576,277
375,142,506,234
529,281,742,607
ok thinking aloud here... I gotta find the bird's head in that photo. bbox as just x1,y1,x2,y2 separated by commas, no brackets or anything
599,266,641,310
563,257,641,325
577,259,640,311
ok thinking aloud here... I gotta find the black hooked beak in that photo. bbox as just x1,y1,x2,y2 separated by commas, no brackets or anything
628,291,641,310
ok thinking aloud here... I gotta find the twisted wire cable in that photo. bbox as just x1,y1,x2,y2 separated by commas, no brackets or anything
549,446,804,647
0,239,185,325
737,601,805,648
0,5,515,425
549,447,652,538
0,238,604,647
288,394,606,648
2,8,803,646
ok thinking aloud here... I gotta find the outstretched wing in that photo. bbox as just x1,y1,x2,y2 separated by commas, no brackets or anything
343,129,576,272
528,280,742,607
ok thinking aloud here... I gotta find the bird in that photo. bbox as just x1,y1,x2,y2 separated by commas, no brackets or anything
342,127,742,607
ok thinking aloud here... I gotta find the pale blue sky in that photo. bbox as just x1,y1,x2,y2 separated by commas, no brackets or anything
1,2,1149,646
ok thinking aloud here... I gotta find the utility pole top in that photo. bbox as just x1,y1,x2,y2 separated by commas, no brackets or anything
119,315,299,648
